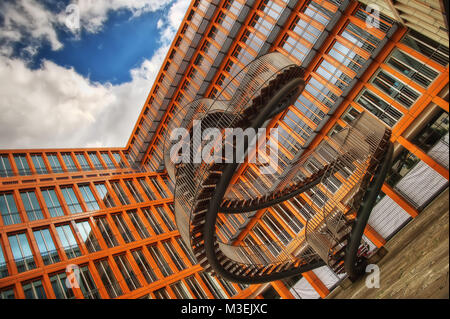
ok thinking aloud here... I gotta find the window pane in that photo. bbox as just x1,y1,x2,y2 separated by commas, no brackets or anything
0,155,13,177
33,228,60,265
75,153,91,170
55,225,82,259
94,259,123,298
31,154,48,174
89,153,104,170
76,220,101,253
101,153,115,169
20,191,44,221
78,184,100,211
147,245,173,277
0,242,9,278
0,193,22,225
138,178,157,200
94,183,116,208
23,279,46,299
131,249,158,284
112,214,135,243
62,153,78,172
113,254,141,291
0,287,15,299
14,154,31,176
41,189,64,217
61,187,83,214
95,216,119,248
8,233,36,273
110,182,131,205
47,154,63,173
79,265,101,299
127,210,150,239
50,272,75,299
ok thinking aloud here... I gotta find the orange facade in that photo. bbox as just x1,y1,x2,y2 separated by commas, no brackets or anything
0,0,448,299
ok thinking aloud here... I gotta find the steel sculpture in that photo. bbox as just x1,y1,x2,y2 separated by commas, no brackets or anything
163,52,393,283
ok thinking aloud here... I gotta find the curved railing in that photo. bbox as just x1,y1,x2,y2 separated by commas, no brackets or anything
163,52,392,283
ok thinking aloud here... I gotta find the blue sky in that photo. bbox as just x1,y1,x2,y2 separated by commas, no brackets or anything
0,0,189,149
32,7,167,85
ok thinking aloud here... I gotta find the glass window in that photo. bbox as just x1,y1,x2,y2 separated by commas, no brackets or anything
14,154,31,176
131,249,158,284
155,206,176,231
94,183,116,208
41,188,65,217
31,154,48,174
110,181,131,205
199,272,227,299
401,29,449,67
20,190,44,221
138,178,157,200
61,186,83,214
162,176,174,194
8,233,36,273
33,228,60,265
112,214,135,243
217,277,237,297
0,241,9,278
371,70,420,108
147,245,173,277
113,254,141,291
0,287,15,299
386,49,439,88
127,210,150,239
79,265,101,299
46,154,63,173
50,272,75,299
75,153,91,170
88,152,104,170
262,212,292,245
112,152,127,168
78,184,100,211
101,153,115,169
170,280,193,299
0,154,13,177
76,220,101,253
142,208,164,235
62,153,78,172
95,216,119,248
272,204,304,233
94,259,123,298
175,236,197,265
356,89,403,127
185,275,208,299
55,224,82,259
0,192,22,225
253,224,281,256
153,287,171,299
124,180,144,203
23,279,46,299
150,177,168,198
162,240,186,271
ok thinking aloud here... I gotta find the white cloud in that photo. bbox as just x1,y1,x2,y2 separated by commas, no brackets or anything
0,0,191,150
58,0,174,34
0,0,175,58
0,0,63,59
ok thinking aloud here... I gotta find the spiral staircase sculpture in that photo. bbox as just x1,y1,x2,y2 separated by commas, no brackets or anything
162,52,393,284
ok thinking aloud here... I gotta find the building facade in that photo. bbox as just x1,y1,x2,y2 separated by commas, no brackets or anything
0,0,448,299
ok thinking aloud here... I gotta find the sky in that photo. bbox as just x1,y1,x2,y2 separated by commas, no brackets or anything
0,0,190,149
